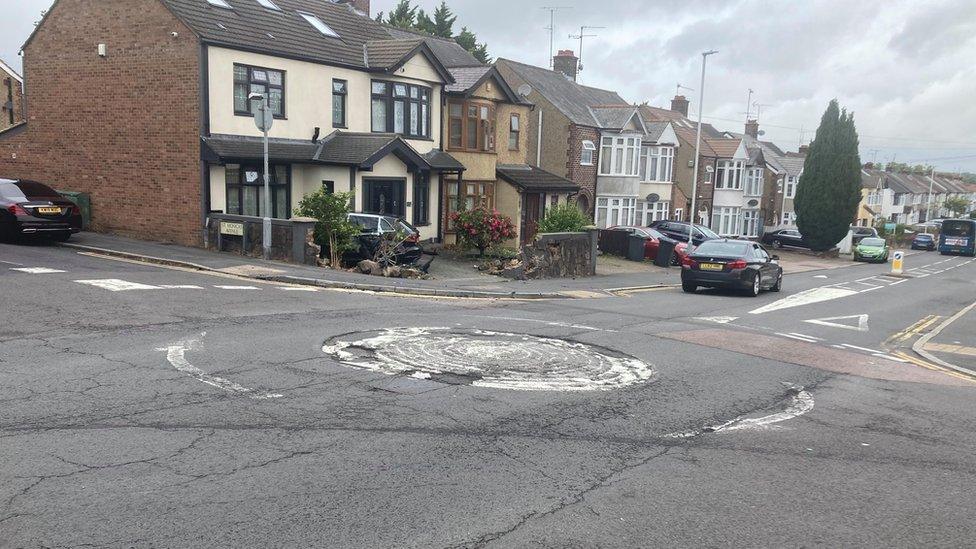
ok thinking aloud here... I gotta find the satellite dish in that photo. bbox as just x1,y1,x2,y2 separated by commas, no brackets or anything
517,84,533,97
645,193,660,203
757,130,766,136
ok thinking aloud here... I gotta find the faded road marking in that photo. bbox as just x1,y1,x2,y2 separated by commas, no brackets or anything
157,334,282,399
76,279,161,291
665,385,814,437
158,284,205,289
695,316,739,324
11,267,66,274
214,285,260,290
804,314,869,332
749,286,857,314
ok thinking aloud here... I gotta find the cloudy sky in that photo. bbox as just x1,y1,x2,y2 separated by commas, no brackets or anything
4,0,976,171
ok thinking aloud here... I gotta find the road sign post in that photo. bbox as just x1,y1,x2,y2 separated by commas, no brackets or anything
891,250,904,275
250,95,274,260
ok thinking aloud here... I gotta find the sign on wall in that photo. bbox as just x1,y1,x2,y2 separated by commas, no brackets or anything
220,221,244,236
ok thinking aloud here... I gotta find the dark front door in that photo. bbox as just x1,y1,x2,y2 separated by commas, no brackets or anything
522,192,543,244
364,179,406,217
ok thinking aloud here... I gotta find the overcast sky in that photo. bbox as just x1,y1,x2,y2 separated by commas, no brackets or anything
4,0,976,172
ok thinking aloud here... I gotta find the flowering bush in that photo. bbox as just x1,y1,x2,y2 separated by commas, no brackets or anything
451,207,516,256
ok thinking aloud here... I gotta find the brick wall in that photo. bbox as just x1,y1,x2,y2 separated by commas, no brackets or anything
0,0,202,246
567,125,598,214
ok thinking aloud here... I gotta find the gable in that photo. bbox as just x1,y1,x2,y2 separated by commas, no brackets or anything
470,74,509,101
394,49,446,84
657,123,678,146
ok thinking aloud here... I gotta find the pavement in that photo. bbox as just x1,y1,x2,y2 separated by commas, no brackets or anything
2,238,975,547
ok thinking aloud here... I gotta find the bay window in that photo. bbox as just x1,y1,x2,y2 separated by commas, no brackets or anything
639,146,674,182
234,64,284,117
785,176,797,198
596,197,636,228
715,160,744,190
224,163,290,219
636,201,670,225
744,167,763,196
742,209,761,237
446,181,493,231
711,206,741,236
598,136,641,176
447,100,494,151
371,80,431,139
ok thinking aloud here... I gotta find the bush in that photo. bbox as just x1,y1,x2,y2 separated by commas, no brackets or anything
451,207,516,257
294,189,360,267
537,202,591,234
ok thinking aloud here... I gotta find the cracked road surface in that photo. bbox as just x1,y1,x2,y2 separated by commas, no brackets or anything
2,242,976,547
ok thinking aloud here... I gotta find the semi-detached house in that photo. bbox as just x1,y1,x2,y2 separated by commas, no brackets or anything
0,0,479,246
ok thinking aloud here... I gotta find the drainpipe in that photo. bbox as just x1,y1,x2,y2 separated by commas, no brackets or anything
536,110,543,167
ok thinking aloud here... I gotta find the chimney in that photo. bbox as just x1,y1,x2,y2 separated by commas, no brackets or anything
745,119,759,139
336,0,370,16
553,49,578,82
670,95,689,117
798,144,810,156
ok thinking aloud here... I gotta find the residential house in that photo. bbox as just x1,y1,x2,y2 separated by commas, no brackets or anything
858,167,976,225
696,136,766,237
755,135,805,229
0,58,24,132
0,0,471,246
857,167,886,226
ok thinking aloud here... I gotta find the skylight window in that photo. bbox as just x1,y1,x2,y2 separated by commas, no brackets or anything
256,0,280,10
207,0,232,8
297,11,339,38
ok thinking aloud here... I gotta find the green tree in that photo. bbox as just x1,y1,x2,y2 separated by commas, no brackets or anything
537,202,592,233
455,26,490,63
427,2,457,38
294,189,360,268
383,0,417,29
944,196,971,217
794,100,863,251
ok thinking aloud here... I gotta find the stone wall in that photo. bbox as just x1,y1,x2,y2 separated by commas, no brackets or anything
206,214,320,265
514,229,598,279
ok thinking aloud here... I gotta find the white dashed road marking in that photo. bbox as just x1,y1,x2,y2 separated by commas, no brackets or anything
75,279,161,291
158,284,205,289
279,287,319,292
10,267,66,274
214,285,260,290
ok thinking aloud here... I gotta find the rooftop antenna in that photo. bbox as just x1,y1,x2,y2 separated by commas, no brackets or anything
541,6,572,69
568,25,604,81
798,125,805,147
753,102,772,120
676,83,694,95
743,88,754,122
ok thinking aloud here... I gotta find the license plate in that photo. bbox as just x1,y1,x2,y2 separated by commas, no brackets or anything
37,207,61,214
699,263,723,271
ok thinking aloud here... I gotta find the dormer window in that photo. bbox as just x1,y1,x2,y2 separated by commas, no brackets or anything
298,11,340,38
207,0,232,8
256,0,280,10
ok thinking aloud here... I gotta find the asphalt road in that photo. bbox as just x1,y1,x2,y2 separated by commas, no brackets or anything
2,241,975,548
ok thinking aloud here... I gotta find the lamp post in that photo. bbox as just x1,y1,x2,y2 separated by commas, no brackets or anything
688,49,718,246
925,167,935,234
248,92,273,259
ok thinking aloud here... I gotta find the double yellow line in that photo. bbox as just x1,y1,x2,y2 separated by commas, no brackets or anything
890,350,976,383
885,315,942,345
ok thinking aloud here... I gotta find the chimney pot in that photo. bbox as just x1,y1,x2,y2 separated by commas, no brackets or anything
745,119,759,139
798,144,810,155
670,95,689,117
553,49,578,82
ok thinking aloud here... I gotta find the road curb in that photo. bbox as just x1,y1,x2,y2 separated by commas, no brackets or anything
60,242,217,272
912,300,976,379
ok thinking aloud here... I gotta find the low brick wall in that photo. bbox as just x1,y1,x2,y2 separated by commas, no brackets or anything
516,229,598,279
205,214,320,265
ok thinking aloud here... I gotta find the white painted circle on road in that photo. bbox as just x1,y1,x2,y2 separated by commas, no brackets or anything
322,327,655,391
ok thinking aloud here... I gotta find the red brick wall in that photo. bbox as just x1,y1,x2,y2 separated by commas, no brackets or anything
0,0,202,246
566,124,598,214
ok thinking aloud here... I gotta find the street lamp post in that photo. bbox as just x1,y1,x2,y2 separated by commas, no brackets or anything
248,92,273,259
688,50,718,246
925,167,935,234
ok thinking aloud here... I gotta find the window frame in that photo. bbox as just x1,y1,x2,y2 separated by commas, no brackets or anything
742,209,761,237
224,163,291,219
785,175,798,198
508,113,520,151
413,174,430,227
233,63,286,119
371,80,432,139
331,79,347,128
744,167,764,196
445,180,495,232
711,206,742,237
714,160,744,190
297,10,340,38
639,146,674,182
595,196,637,228
580,140,596,166
598,135,641,177
446,99,494,151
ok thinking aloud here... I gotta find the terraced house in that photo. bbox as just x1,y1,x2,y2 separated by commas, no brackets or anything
0,59,24,132
0,0,475,245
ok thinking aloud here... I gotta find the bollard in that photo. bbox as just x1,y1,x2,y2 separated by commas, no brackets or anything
891,250,904,275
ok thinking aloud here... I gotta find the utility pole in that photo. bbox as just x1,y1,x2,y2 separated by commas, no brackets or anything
689,49,719,245
541,7,571,68
744,88,754,122
925,166,936,232
568,25,604,82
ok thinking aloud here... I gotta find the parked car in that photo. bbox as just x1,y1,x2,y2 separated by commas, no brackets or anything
0,178,82,242
344,213,426,267
761,229,809,249
851,226,879,244
606,225,690,265
648,220,721,247
853,237,889,262
911,233,936,251
680,239,783,297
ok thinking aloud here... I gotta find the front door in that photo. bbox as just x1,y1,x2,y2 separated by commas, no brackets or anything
522,193,543,244
364,179,406,217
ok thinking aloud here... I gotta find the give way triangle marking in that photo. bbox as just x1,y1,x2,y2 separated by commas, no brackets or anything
803,314,869,332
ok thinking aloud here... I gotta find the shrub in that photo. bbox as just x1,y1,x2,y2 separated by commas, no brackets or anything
294,189,360,267
451,207,516,257
537,202,591,234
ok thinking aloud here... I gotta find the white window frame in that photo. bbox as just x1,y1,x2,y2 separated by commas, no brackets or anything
580,140,595,166
715,160,744,190
598,136,641,177
639,146,674,182
256,0,281,9
711,206,742,236
782,211,796,226
596,196,636,228
673,208,683,222
207,0,232,7
744,167,763,197
637,201,670,225
297,11,340,37
785,176,798,198
742,209,761,238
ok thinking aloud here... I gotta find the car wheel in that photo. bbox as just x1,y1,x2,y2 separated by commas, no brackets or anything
682,282,697,293
747,272,761,297
771,271,782,292
771,240,782,249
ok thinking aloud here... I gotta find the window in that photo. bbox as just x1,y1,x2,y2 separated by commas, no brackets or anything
446,100,493,151
234,64,284,118
224,163,290,219
782,211,796,225
256,0,280,9
598,136,641,176
595,197,636,228
207,0,232,8
508,114,520,150
867,192,881,205
298,11,340,38
742,209,761,237
637,200,670,225
372,80,431,139
715,160,744,190
550,194,559,207
581,140,595,165
744,168,763,196
711,206,741,236
322,180,334,194
413,175,430,226
639,146,674,182
332,79,347,127
445,181,494,231
785,176,797,198
673,208,683,222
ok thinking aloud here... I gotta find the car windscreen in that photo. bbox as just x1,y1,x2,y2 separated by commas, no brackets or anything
942,220,974,237
349,215,379,231
860,238,885,247
1,180,60,200
697,226,721,239
692,241,750,257
397,220,417,234
915,234,933,240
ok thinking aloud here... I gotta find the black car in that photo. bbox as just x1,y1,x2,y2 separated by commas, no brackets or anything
911,232,936,251
761,228,809,249
1,179,82,241
344,213,426,267
648,220,721,246
681,239,783,297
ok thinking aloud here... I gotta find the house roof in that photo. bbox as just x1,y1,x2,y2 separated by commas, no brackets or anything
778,155,806,176
672,126,716,156
861,169,884,190
0,58,22,84
496,164,580,192
144,0,452,82
202,134,320,163
589,105,643,132
383,26,482,68
444,65,528,104
423,149,465,171
703,138,741,159
644,121,670,143
639,105,723,138
495,58,629,127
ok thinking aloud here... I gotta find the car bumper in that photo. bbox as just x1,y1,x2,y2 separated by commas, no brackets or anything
681,268,752,289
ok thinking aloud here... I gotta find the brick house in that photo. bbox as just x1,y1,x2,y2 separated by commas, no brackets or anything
0,0,476,246
0,58,24,132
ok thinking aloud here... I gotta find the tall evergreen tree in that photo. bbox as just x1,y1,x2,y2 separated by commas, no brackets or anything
794,100,863,250
455,26,490,63
429,2,457,38
384,0,418,29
